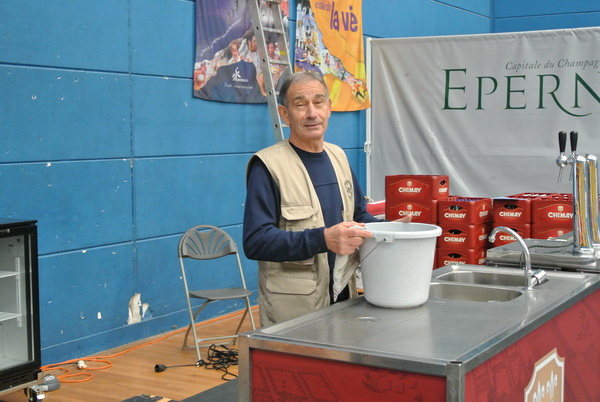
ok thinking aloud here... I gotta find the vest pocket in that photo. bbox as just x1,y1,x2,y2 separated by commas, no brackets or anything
281,205,317,231
266,263,317,295
266,276,316,295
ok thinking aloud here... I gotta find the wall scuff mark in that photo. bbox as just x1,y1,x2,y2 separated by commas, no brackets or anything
127,293,152,324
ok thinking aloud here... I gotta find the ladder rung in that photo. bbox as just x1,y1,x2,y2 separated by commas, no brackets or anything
263,27,284,34
270,59,290,66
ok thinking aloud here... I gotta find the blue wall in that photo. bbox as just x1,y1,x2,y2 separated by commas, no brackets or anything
0,0,597,364
493,0,600,32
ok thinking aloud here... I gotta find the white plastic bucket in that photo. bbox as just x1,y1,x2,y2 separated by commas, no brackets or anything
359,221,442,308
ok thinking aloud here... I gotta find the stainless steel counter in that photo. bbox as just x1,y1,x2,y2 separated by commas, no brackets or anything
239,264,600,400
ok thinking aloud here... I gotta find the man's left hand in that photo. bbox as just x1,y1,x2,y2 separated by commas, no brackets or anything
324,221,373,255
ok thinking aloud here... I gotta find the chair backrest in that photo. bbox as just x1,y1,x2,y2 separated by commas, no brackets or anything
178,225,250,290
178,225,238,260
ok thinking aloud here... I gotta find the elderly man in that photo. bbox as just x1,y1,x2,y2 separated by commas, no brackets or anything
243,71,380,327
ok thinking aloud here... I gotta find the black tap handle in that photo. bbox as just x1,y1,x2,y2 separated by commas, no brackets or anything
570,131,578,153
558,131,566,153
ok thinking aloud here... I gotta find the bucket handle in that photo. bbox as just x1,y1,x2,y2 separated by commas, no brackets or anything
351,226,395,243
352,227,390,265
370,230,396,243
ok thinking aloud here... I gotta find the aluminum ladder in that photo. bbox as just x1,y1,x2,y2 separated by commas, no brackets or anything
249,0,293,143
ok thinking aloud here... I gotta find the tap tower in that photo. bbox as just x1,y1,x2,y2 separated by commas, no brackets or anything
556,131,600,255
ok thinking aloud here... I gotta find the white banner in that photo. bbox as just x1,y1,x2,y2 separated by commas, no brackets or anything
367,27,600,200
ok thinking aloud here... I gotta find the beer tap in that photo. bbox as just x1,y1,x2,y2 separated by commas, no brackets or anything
568,131,578,181
553,130,598,254
556,131,568,182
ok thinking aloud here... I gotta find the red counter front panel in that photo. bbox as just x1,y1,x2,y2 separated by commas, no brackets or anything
250,349,445,401
465,290,600,401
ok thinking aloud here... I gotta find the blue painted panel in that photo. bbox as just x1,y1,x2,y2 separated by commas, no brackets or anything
131,0,195,77
135,235,186,315
326,111,363,149
494,13,600,33
494,0,600,18
38,245,134,348
0,160,133,254
437,0,491,16
133,155,248,239
0,0,129,71
0,66,131,163
354,109,369,191
131,75,274,157
363,0,490,38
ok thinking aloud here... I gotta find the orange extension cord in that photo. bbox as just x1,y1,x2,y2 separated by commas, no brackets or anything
40,307,256,384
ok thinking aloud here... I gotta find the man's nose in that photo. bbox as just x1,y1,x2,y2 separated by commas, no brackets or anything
305,102,318,117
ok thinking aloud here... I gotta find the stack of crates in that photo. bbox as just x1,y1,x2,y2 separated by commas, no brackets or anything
531,193,572,239
436,197,493,267
384,175,449,223
491,193,572,247
385,175,450,269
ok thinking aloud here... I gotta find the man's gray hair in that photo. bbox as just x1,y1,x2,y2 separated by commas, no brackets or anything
278,71,329,107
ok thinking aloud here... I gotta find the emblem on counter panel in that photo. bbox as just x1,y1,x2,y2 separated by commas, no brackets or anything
524,348,564,402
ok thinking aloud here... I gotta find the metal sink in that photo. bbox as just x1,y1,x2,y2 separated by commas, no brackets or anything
429,283,523,302
436,270,530,287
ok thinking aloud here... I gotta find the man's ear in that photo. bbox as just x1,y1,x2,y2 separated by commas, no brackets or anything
278,104,290,125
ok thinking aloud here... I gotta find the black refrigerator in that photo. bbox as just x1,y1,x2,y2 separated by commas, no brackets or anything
0,219,41,395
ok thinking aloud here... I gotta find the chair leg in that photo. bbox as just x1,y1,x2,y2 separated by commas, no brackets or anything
182,299,255,351
231,299,256,346
182,301,210,362
181,323,196,351
231,309,249,346
246,297,256,330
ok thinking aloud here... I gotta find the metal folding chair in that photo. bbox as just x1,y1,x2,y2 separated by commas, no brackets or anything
178,225,256,362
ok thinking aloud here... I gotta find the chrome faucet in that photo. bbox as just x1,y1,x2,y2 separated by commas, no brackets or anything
489,226,547,290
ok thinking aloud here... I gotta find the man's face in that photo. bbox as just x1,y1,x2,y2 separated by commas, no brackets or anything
278,79,331,148
249,36,257,52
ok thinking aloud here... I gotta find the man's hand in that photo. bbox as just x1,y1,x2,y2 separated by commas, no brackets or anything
324,222,373,255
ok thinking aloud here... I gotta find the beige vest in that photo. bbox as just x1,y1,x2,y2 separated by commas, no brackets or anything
250,140,356,327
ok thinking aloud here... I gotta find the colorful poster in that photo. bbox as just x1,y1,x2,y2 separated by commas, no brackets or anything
193,0,289,103
295,0,370,112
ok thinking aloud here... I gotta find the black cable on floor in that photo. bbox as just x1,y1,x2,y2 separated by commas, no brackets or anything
199,344,239,381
